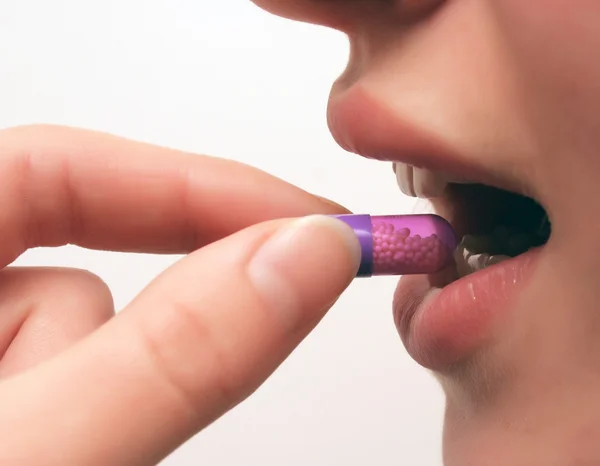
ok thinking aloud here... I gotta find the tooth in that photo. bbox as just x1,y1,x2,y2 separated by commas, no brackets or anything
455,239,511,278
395,163,416,197
454,244,471,277
468,252,511,271
487,255,510,266
395,163,447,199
467,253,490,272
412,167,448,198
395,163,473,199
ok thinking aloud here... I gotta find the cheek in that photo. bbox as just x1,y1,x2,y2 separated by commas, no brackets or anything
493,0,600,86
490,0,600,206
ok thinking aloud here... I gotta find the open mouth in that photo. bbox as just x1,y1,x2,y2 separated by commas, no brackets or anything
393,159,551,283
436,182,550,281
328,84,549,368
391,166,551,369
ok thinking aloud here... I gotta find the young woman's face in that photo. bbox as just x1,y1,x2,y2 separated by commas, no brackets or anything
253,1,600,464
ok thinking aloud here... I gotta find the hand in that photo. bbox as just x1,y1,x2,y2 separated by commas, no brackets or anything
0,126,360,465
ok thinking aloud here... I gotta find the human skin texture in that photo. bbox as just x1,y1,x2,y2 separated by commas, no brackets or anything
0,126,360,465
252,1,600,464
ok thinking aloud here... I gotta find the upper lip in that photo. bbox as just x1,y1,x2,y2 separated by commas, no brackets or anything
326,82,524,198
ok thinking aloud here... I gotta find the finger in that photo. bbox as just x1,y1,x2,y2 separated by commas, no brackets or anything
0,267,114,378
0,216,360,465
0,125,349,266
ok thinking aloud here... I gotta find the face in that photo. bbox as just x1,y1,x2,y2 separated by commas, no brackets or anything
252,1,600,464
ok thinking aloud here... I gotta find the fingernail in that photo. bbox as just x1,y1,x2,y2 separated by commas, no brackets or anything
247,216,360,325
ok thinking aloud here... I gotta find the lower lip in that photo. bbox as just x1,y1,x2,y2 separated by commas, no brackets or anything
394,247,541,370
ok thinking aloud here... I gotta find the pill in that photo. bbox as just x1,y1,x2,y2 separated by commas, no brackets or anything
333,214,457,277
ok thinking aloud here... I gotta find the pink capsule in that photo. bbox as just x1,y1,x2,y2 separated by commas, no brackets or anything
334,214,457,277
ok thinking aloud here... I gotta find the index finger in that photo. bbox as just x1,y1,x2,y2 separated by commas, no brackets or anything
0,125,348,266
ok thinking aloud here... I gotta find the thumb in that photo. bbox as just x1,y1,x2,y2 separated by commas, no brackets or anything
0,216,360,466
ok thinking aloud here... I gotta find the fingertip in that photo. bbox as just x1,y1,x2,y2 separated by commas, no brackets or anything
247,215,360,328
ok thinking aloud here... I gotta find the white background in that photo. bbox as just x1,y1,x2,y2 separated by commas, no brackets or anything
0,1,445,464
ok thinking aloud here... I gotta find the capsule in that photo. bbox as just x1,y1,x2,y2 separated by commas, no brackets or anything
334,214,457,277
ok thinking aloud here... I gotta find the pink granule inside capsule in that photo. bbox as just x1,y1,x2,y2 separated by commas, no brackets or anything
371,219,451,275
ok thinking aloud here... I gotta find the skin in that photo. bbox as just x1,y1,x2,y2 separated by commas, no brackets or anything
7,2,600,463
250,1,600,465
0,125,360,464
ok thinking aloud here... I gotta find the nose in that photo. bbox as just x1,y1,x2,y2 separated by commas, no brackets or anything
251,0,445,32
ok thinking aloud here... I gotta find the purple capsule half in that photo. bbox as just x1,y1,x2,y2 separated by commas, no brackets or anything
334,214,457,277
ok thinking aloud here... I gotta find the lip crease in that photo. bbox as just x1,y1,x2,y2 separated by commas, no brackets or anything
328,82,542,369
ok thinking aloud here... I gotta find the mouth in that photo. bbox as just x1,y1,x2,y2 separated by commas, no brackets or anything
328,85,550,370
394,177,549,370
432,182,549,279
